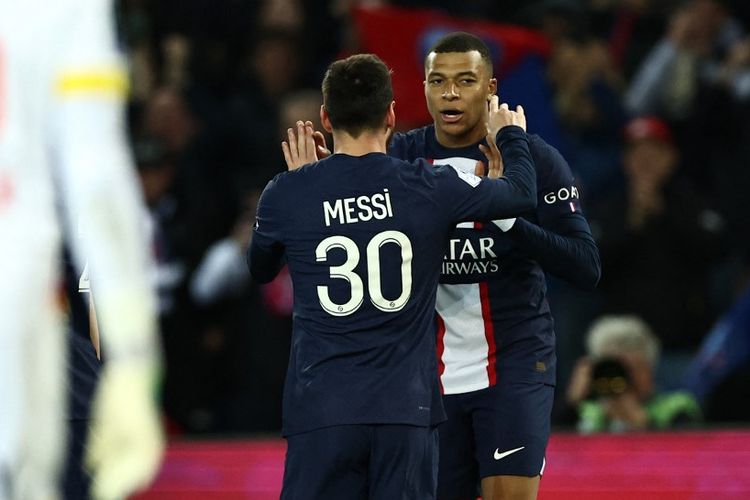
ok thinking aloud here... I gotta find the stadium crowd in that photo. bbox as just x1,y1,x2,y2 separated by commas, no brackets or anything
114,0,750,434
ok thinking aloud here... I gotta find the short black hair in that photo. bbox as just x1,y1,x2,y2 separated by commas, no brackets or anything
426,32,493,75
321,54,393,138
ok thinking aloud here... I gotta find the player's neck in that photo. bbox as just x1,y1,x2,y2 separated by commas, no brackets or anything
332,129,388,156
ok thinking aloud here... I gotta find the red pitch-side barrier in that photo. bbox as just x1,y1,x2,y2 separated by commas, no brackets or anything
134,429,750,499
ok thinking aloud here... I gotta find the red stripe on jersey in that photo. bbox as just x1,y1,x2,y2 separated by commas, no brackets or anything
435,312,446,394
479,281,497,386
473,220,496,385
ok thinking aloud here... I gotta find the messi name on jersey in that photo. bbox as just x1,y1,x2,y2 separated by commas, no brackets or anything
323,188,394,227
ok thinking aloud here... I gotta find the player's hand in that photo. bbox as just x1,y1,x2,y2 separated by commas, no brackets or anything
477,132,504,179
86,359,165,500
565,356,594,406
310,121,331,159
282,120,318,171
487,96,526,138
604,391,649,430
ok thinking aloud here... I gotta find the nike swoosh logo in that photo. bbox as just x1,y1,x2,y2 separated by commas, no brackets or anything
494,446,525,460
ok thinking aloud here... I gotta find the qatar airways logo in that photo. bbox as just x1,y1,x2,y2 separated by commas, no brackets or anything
442,260,499,275
441,237,500,276
543,186,579,204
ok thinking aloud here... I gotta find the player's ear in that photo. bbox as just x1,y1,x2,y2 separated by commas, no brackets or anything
320,105,333,133
386,101,396,131
488,78,498,101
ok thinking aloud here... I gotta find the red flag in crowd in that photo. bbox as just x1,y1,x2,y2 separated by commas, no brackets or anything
352,5,552,128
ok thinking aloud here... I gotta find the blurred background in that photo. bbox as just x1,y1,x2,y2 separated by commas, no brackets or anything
111,0,750,495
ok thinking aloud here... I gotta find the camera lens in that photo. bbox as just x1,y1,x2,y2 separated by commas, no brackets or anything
590,358,632,398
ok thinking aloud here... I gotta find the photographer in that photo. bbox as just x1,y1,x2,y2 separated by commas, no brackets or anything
565,315,702,433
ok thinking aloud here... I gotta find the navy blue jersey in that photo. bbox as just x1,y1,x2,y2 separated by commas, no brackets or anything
389,125,599,392
62,249,101,420
248,126,536,436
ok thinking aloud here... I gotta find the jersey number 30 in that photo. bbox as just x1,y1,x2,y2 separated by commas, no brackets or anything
316,230,413,316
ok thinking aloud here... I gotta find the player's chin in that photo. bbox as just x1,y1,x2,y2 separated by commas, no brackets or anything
437,121,470,137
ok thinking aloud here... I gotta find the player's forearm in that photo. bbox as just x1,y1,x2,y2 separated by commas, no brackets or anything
506,217,601,290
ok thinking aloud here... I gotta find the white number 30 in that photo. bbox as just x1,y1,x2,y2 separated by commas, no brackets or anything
315,230,413,316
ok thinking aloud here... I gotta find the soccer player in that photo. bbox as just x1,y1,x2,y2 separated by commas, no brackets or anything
249,53,537,499
0,1,163,499
388,33,602,500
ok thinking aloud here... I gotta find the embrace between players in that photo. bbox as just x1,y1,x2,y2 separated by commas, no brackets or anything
248,32,600,500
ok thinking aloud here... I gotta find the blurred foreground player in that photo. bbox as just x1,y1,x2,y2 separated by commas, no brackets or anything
0,1,163,499
250,53,537,499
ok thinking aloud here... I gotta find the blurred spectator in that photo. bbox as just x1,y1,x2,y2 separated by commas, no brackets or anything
188,189,292,433
590,116,727,358
547,35,626,206
566,315,702,433
142,87,234,261
683,274,750,421
585,0,672,79
517,0,586,43
549,37,623,134
249,30,304,102
185,80,315,429
132,135,197,431
623,0,750,213
119,0,159,102
145,87,197,152
220,29,307,191
190,191,258,306
133,136,185,316
278,89,328,144
133,115,233,433
162,34,192,89
260,0,305,32
150,0,259,46
625,0,746,118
